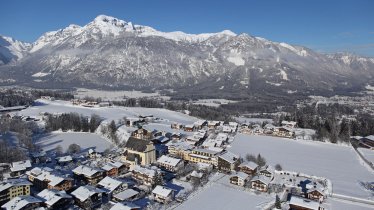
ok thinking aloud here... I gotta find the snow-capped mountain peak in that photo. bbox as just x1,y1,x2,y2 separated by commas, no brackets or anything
0,35,31,64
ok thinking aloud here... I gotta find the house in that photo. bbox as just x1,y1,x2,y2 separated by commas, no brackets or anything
184,124,195,132
10,160,32,177
307,189,325,202
238,162,258,175
112,189,139,202
56,155,73,165
171,122,182,130
170,133,183,141
230,172,249,186
228,122,238,132
26,167,73,191
37,189,73,209
110,202,140,210
123,137,156,166
97,177,128,199
1,195,42,210
102,161,127,177
72,165,105,185
131,128,153,140
222,125,232,133
189,148,223,167
194,120,207,130
99,102,111,107
152,185,174,204
130,165,158,186
156,155,184,172
274,127,295,138
282,120,297,129
250,175,272,192
0,179,32,206
167,141,193,161
30,151,47,164
303,181,326,202
289,196,324,210
71,185,104,210
258,165,274,178
217,151,240,173
88,148,98,159
207,121,220,129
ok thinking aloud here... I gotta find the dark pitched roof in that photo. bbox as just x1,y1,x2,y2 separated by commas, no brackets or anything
125,137,151,152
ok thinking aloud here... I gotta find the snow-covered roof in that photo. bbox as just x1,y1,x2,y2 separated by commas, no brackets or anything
289,196,320,210
208,121,220,126
364,135,374,141
215,133,228,141
251,175,272,185
152,185,173,197
2,195,42,210
97,176,123,192
166,141,193,151
190,170,204,178
232,172,249,180
131,165,156,178
57,155,73,163
26,167,67,187
0,179,32,192
154,136,170,143
102,161,124,171
110,202,140,210
185,124,195,129
282,121,297,126
37,189,72,206
219,151,239,164
239,161,258,170
157,155,182,167
72,165,103,177
10,160,31,172
71,185,104,202
113,189,139,201
194,147,223,155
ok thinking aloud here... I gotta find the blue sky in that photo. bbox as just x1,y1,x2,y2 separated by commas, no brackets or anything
0,0,373,56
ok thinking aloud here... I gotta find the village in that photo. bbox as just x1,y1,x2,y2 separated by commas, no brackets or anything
0,97,373,210
0,97,337,210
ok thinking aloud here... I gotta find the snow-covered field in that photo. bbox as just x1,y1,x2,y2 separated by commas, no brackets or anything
35,132,113,153
228,134,374,199
327,198,374,210
74,88,170,100
192,99,238,107
359,148,374,165
175,181,272,210
234,117,273,124
19,99,198,125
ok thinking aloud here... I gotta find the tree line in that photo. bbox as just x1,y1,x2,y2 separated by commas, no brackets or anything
277,103,373,143
0,115,39,162
45,113,102,132
0,89,74,107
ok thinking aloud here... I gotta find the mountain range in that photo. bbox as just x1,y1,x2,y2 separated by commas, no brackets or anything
1,15,374,99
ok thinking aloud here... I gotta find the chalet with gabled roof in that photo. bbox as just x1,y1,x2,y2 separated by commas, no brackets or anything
230,172,249,186
238,162,258,175
72,165,105,185
217,151,240,173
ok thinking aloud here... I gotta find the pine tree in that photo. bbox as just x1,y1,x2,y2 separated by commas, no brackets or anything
275,194,281,209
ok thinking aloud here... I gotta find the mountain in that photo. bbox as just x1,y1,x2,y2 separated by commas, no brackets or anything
1,15,374,99
0,35,31,65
